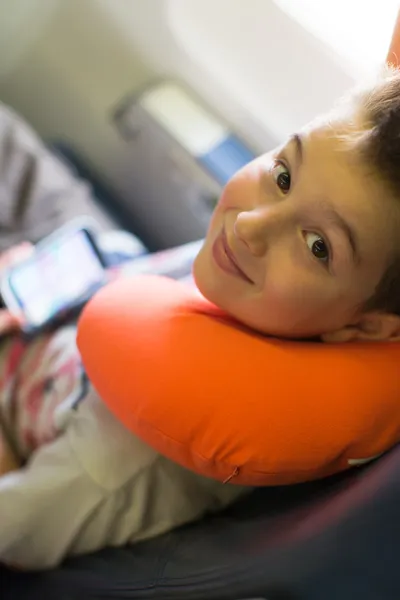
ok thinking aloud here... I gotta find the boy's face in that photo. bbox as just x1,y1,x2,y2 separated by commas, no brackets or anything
193,120,398,339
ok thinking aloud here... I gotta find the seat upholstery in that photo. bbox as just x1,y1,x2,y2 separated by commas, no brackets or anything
2,444,400,599
1,94,399,600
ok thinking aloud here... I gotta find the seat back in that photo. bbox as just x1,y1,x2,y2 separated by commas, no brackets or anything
3,444,400,599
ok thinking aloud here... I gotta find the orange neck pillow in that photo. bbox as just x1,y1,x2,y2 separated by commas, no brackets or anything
77,275,400,486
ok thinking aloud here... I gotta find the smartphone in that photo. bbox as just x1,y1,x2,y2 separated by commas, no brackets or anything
0,219,108,336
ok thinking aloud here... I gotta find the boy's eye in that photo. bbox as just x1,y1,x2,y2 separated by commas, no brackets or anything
305,232,329,263
272,162,291,193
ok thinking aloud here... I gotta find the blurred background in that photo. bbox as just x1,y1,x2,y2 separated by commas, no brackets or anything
0,0,397,250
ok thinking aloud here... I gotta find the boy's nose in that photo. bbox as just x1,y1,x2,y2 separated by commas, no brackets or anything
233,206,285,257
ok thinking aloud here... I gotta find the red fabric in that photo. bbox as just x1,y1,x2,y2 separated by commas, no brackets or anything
77,276,400,486
387,10,400,65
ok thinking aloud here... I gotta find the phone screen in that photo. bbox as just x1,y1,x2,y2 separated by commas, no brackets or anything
7,229,105,327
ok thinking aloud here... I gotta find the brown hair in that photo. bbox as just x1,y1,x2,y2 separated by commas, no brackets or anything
345,66,400,315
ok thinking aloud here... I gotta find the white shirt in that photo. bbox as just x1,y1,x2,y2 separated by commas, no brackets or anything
0,387,248,570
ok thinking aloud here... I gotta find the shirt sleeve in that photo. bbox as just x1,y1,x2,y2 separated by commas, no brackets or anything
0,384,148,570
0,386,170,570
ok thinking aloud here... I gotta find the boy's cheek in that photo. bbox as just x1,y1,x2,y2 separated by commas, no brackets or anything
207,202,225,237
208,162,264,234
219,167,262,214
214,185,231,213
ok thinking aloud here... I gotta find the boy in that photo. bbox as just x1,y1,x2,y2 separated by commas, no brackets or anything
1,66,400,570
194,67,400,343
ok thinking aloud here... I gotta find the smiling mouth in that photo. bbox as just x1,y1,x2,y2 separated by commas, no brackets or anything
212,229,254,284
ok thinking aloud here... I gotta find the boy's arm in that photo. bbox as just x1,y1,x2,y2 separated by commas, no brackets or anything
0,385,246,571
0,387,156,570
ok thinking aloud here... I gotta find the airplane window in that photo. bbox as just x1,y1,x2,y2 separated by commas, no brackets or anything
274,0,398,74
167,0,360,140
166,0,399,143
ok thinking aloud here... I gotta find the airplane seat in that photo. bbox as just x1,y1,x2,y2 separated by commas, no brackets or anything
2,9,400,598
2,443,400,599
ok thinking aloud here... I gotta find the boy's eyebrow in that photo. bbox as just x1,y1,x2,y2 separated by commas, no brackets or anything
320,203,360,264
290,134,303,164
289,133,359,263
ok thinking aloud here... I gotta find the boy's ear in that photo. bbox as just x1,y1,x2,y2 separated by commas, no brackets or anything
321,312,400,343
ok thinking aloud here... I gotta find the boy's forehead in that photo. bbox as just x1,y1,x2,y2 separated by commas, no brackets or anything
302,118,359,155
298,120,400,260
298,117,384,196
298,122,365,186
